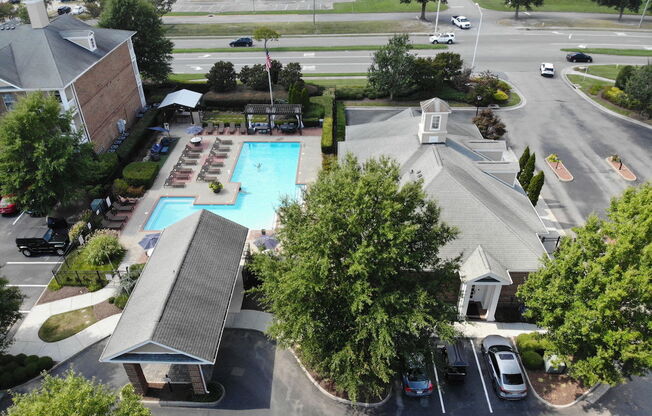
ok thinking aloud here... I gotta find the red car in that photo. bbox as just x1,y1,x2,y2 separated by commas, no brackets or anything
0,195,18,215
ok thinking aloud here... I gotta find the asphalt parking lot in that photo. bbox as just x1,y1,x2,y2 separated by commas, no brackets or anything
0,212,61,311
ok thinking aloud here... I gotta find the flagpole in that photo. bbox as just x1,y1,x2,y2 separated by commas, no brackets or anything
265,50,274,105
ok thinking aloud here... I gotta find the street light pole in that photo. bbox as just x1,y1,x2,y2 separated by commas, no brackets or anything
471,3,483,69
475,95,482,116
434,0,442,33
639,0,651,28
313,0,316,25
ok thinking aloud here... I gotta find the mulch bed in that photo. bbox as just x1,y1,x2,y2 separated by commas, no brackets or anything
93,300,122,321
606,157,637,181
546,158,574,182
36,286,89,305
527,369,588,405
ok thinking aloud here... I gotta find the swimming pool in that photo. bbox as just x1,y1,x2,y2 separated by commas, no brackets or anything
144,142,301,230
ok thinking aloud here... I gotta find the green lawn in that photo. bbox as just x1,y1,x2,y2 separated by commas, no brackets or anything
168,73,207,82
303,72,367,77
307,78,369,88
50,247,124,291
165,20,431,36
173,44,447,54
38,307,98,342
576,64,641,80
477,0,647,14
562,48,652,57
167,0,448,15
565,74,640,118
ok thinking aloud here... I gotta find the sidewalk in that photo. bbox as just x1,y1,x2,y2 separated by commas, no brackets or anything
8,284,120,362
456,321,544,339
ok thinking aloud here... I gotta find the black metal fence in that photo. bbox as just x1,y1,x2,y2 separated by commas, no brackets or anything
51,240,124,289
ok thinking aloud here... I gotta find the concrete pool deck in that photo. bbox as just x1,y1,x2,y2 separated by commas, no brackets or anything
118,123,322,266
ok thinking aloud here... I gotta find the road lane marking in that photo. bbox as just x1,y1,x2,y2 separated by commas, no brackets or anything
615,32,627,36
432,352,446,413
578,44,587,48
6,261,62,265
569,34,572,40
470,339,493,413
302,65,316,71
7,284,48,287
200,54,211,58
303,52,315,57
524,11,530,15
12,211,25,225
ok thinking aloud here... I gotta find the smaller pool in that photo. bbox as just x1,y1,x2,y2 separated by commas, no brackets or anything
144,142,301,230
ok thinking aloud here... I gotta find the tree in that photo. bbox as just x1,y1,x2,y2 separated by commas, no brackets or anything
0,92,94,214
6,370,151,416
451,67,472,92
519,153,535,190
253,27,280,51
206,61,237,92
504,0,544,18
299,86,310,108
412,57,444,92
624,64,652,115
99,0,173,82
589,0,642,20
472,109,506,140
526,171,544,206
269,59,283,84
615,65,635,89
251,154,460,401
278,62,303,89
518,146,531,173
517,184,652,386
368,34,416,101
433,52,463,81
241,64,268,91
16,4,28,23
149,0,176,14
399,0,435,20
0,278,23,352
0,2,16,21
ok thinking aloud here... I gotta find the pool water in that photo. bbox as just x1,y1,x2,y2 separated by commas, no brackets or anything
144,142,301,230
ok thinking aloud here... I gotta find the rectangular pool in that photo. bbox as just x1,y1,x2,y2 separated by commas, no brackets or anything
144,142,301,230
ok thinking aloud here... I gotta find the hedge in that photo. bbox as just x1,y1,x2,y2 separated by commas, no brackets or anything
335,101,346,142
521,350,544,370
115,109,160,163
515,332,551,356
0,354,53,389
321,117,334,154
122,161,160,189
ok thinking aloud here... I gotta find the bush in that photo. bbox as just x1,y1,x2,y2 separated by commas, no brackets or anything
207,61,237,92
493,89,509,102
521,350,544,370
615,65,635,90
588,84,603,95
115,109,160,162
0,354,14,365
497,80,511,94
84,230,125,266
335,86,367,100
15,353,27,365
68,221,87,244
128,263,145,280
304,102,325,119
108,296,115,304
25,355,39,364
279,62,303,89
122,161,160,189
114,293,129,309
209,180,223,193
321,117,334,154
3,360,19,372
515,332,550,355
0,372,14,389
24,362,40,378
335,101,346,142
602,86,625,104
36,356,53,372
12,367,28,385
112,178,130,197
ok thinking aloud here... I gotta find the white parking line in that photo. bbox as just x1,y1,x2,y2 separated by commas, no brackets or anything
432,355,446,413
7,284,48,287
6,261,62,265
12,211,25,225
470,339,493,413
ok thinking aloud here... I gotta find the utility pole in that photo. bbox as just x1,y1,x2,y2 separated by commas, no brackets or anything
471,3,483,69
639,0,651,28
434,0,442,33
313,0,316,25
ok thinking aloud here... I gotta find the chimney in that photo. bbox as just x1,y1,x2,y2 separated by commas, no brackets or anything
25,0,50,29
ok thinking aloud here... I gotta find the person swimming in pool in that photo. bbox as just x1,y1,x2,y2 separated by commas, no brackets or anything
255,163,262,170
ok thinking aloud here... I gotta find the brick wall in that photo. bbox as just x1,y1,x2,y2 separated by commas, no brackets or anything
123,363,148,395
499,271,529,303
74,42,142,152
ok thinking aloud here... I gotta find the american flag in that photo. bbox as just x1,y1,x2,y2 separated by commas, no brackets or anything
265,51,272,71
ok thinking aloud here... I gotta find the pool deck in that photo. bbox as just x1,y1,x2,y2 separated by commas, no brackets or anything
118,123,322,266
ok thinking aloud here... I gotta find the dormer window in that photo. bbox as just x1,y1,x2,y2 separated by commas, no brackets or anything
89,33,96,50
60,30,97,52
430,115,441,130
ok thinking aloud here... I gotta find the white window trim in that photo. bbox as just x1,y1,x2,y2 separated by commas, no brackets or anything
430,115,441,131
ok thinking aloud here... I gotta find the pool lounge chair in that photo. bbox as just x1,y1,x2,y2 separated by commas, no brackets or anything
105,212,127,222
210,151,228,159
112,203,134,212
239,124,246,134
221,139,233,145
165,179,185,188
228,123,236,134
101,220,124,230
173,167,193,174
207,160,225,167
117,195,138,205
205,122,214,135
182,151,200,159
218,122,225,134
171,173,191,180
202,167,221,174
184,145,202,153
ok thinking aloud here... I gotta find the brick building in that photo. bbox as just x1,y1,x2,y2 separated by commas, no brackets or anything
0,0,145,152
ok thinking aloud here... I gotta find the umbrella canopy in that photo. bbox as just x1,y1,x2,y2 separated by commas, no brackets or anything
139,233,161,250
186,125,203,135
254,234,279,251
148,126,170,133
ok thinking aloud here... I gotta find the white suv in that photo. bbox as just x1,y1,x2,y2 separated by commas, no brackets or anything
540,63,555,77
429,33,455,44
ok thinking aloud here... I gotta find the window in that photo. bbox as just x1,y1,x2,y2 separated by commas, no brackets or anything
430,115,441,130
88,34,96,50
2,93,16,110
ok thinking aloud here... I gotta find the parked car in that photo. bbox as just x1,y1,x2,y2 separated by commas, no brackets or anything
71,5,86,15
9,0,21,4
540,62,555,77
401,353,434,397
437,340,468,382
229,37,253,47
57,6,71,14
451,15,471,29
0,195,18,216
566,52,593,63
429,32,455,44
16,228,70,257
481,335,528,400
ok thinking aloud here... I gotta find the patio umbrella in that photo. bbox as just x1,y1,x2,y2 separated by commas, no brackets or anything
254,234,279,251
148,126,170,137
186,125,203,135
138,233,161,250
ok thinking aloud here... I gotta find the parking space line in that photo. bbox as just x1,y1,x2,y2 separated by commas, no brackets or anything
6,261,62,265
431,354,446,413
8,284,48,287
12,211,25,225
470,339,493,413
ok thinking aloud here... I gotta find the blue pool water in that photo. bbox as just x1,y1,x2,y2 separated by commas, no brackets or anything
144,142,301,230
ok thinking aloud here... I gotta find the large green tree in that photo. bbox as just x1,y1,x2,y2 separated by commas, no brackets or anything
625,64,652,115
0,278,24,352
99,0,173,82
368,34,416,101
253,27,280,51
0,92,94,214
589,0,642,20
206,61,237,92
6,370,151,416
517,183,652,386
251,154,460,400
505,0,544,18
399,0,435,20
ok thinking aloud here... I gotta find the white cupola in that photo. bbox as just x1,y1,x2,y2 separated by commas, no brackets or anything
418,97,452,144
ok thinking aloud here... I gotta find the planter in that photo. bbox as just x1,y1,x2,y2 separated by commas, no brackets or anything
546,157,574,182
606,157,637,181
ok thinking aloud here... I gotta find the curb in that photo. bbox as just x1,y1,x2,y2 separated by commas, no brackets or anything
516,26,652,32
561,67,652,131
545,159,574,182
141,382,225,408
288,348,392,408
605,157,637,181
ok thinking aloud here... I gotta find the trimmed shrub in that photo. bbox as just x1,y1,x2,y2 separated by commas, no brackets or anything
128,263,145,280
24,362,40,378
12,367,28,385
602,86,626,104
68,220,87,244
0,354,13,365
115,109,160,162
335,101,346,142
497,80,512,94
321,117,334,154
516,332,550,356
84,230,125,266
334,86,367,100
521,350,544,370
15,353,27,365
25,355,39,364
3,361,19,372
122,161,160,189
615,65,635,90
36,356,53,372
114,293,129,309
108,296,115,304
0,373,14,389
112,178,130,197
588,84,603,95
493,89,509,102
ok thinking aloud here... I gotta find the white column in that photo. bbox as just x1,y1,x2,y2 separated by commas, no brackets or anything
457,282,472,319
485,285,502,322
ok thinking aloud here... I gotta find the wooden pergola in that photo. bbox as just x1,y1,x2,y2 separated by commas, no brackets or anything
243,103,303,135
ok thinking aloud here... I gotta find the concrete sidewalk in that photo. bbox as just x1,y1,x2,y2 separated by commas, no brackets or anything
456,320,544,339
8,284,120,362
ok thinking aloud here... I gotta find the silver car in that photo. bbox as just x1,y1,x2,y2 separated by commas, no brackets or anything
481,335,528,400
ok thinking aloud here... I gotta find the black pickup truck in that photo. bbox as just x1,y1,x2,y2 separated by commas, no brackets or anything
16,218,70,257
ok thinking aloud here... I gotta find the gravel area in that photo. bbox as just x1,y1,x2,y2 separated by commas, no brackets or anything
528,370,588,405
93,300,122,321
36,286,89,305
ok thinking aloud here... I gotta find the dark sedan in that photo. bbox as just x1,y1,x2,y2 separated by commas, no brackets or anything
57,6,71,14
401,353,434,397
566,52,593,63
229,37,253,47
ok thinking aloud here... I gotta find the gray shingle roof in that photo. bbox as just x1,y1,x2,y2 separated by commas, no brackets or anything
100,210,248,364
339,108,548,274
0,16,133,89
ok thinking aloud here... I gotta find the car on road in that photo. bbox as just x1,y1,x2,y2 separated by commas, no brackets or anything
481,335,528,400
540,62,555,77
0,195,18,216
401,352,434,397
57,6,71,14
229,37,253,47
429,32,455,44
451,15,471,29
71,5,86,15
566,52,593,63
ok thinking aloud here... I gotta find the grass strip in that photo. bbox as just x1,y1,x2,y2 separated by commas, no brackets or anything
303,72,367,77
39,307,98,342
307,79,369,88
477,0,647,14
562,48,652,57
173,44,447,53
575,64,641,80
165,20,431,37
565,74,644,119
